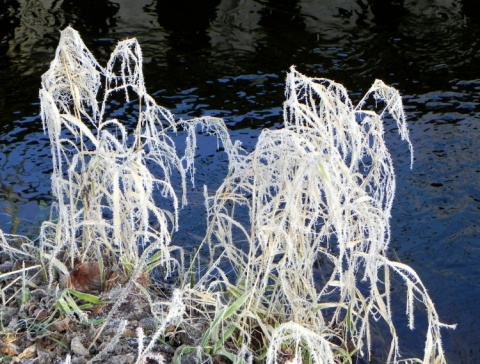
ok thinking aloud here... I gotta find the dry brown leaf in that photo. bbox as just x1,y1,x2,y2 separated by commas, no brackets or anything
61,260,151,293
91,303,105,316
105,269,121,291
63,262,101,293
51,316,72,332
135,272,151,288
1,343,19,357
12,344,36,363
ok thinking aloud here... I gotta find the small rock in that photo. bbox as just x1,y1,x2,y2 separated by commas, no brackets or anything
0,307,18,328
70,336,89,357
36,349,52,364
111,353,135,364
71,357,87,364
138,317,156,332
0,260,13,272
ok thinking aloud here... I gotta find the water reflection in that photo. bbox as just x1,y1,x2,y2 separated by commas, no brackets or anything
354,0,406,28
0,0,20,48
256,0,308,65
156,0,221,50
60,0,119,35
258,0,304,29
459,0,480,21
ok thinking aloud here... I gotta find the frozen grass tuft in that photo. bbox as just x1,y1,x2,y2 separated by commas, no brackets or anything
197,66,454,362
39,27,180,278
0,27,454,363
38,27,236,284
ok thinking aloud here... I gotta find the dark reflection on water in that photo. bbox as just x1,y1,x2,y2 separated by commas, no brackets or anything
1,0,479,362
156,0,221,50
61,0,119,35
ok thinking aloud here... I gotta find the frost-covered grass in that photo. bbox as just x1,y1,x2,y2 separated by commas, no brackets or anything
0,27,454,363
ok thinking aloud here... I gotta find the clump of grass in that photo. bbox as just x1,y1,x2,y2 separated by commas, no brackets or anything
37,27,237,285
0,27,454,363
193,66,455,363
38,27,183,280
3,26,237,362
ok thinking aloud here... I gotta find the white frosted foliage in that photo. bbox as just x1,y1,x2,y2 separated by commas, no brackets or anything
35,27,453,363
200,66,453,363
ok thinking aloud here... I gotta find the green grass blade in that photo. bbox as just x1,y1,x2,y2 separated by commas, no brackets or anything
67,289,102,304
201,291,249,348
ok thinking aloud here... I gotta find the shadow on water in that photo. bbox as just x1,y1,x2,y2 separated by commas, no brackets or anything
0,0,479,362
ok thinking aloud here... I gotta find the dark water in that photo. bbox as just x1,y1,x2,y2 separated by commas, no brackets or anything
1,0,479,362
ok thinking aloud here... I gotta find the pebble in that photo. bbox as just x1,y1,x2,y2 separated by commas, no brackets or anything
70,336,90,357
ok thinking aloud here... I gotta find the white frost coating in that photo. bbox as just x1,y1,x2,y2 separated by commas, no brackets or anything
39,26,238,283
200,65,453,363
38,27,453,363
